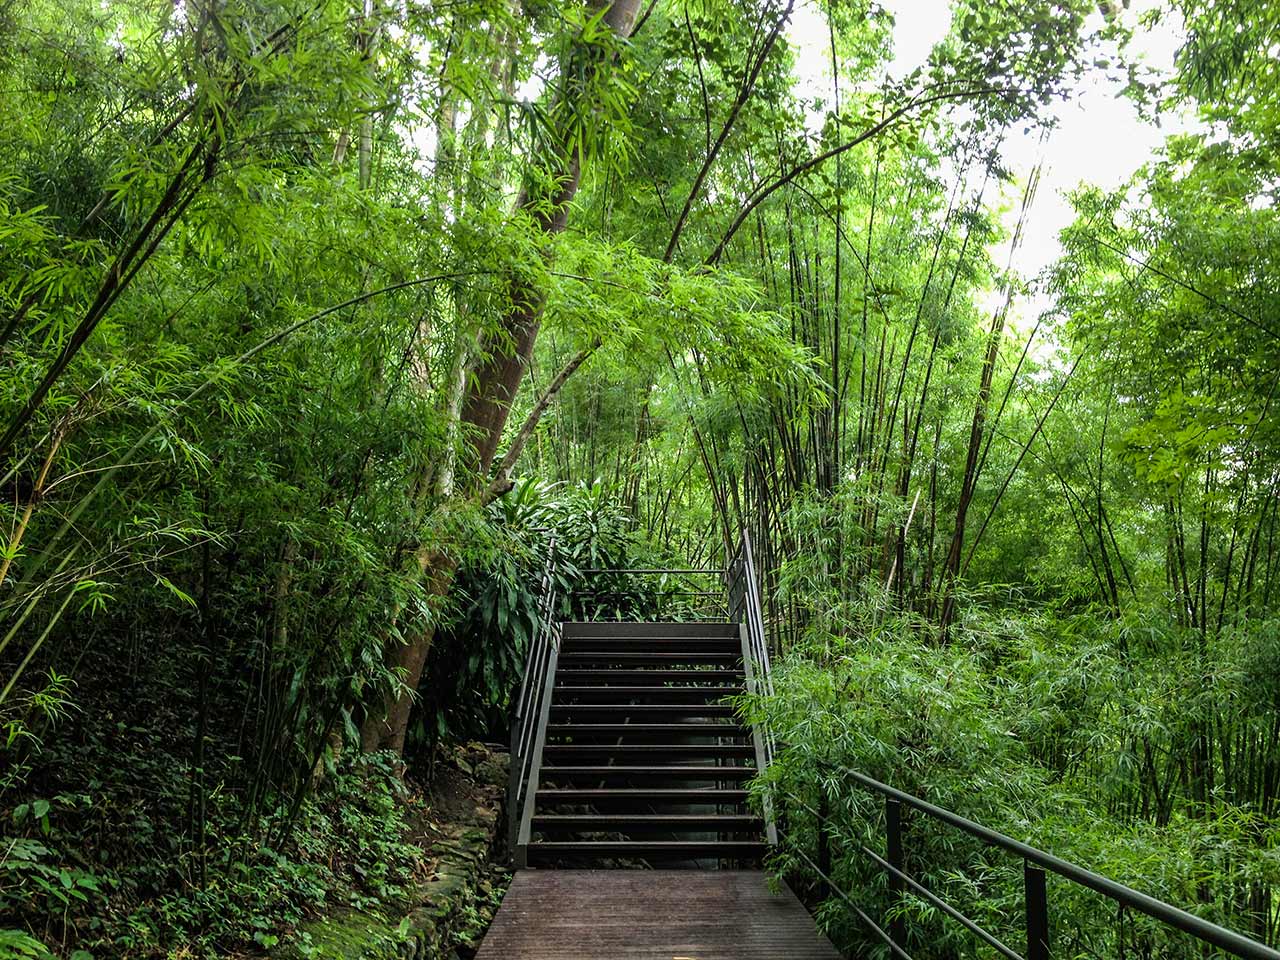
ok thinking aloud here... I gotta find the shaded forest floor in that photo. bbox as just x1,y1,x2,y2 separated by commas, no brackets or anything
1,630,510,957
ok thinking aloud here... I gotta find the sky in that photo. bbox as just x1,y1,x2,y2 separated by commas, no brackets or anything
786,0,1198,299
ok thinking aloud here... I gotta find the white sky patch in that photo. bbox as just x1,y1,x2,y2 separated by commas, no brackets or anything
786,0,951,132
989,1,1202,335
786,2,832,135
992,0,1198,282
881,0,953,78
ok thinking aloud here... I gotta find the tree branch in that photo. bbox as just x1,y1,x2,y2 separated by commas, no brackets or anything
706,85,1010,265
482,341,599,504
663,0,796,263
1087,232,1280,344
962,351,1084,577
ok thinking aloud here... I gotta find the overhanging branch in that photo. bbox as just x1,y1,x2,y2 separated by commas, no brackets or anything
482,340,599,504
706,85,1010,265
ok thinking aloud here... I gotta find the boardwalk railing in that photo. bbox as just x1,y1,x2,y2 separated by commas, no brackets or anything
504,532,779,864
507,536,561,862
500,532,1277,960
777,766,1280,960
726,529,778,845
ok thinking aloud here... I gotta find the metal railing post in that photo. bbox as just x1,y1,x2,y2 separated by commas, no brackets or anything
731,528,778,845
515,629,560,868
1026,862,1049,960
506,713,522,856
887,797,906,948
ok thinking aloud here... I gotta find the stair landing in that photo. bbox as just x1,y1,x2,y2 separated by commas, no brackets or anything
474,869,841,959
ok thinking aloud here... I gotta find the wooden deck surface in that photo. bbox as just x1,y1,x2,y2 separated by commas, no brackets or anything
474,869,843,959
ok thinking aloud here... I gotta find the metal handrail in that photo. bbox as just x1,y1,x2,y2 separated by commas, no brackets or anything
726,529,778,843
500,530,1280,959
777,765,1280,960
506,537,560,860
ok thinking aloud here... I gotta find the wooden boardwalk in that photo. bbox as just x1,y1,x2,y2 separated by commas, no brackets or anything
474,870,842,959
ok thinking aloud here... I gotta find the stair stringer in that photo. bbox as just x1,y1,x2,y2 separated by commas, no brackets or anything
514,635,559,868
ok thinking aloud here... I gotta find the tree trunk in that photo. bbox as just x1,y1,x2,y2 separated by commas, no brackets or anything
357,0,381,191
359,551,459,755
937,301,1006,640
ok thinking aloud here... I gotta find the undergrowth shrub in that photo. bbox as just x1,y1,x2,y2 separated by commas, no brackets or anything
413,478,706,753
2,743,426,958
747,595,1280,957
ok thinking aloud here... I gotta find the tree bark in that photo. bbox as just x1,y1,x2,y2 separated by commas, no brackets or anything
359,551,459,754
937,298,1005,640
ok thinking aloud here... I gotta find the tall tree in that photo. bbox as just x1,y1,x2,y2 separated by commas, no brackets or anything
360,0,646,753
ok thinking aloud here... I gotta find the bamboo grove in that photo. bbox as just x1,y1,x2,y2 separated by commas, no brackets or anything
1,0,1278,956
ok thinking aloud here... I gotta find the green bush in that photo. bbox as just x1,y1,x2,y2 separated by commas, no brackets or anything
748,597,1280,957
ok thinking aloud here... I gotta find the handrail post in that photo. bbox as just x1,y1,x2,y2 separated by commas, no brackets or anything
887,797,906,949
506,709,523,856
1026,861,1049,960
732,528,778,845
515,632,560,868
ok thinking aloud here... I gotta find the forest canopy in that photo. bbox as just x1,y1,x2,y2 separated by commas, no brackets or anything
1,0,1278,956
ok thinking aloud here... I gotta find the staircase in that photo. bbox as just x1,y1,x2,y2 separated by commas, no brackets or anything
507,538,778,869
524,619,769,866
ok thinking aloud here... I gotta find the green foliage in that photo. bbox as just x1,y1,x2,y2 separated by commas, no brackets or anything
1,0,1279,956
417,478,705,748
540,3,640,175
0,744,428,957
748,601,1280,956
0,929,57,959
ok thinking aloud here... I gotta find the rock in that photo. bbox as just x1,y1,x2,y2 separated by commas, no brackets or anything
473,754,507,789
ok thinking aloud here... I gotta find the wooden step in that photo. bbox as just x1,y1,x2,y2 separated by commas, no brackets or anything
539,765,756,782
551,703,736,718
545,723,749,739
562,622,738,640
555,669,744,684
532,814,764,833
559,637,740,652
535,788,750,806
526,840,768,861
553,685,743,702
558,651,741,666
543,744,756,760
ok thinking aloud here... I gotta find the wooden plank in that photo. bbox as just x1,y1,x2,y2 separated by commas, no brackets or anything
527,840,768,860
539,765,755,781
544,723,749,737
542,744,756,759
551,686,744,700
532,814,764,831
555,669,744,683
562,622,738,639
559,642,740,652
475,870,843,959
535,788,749,805
550,704,736,717
557,652,742,665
